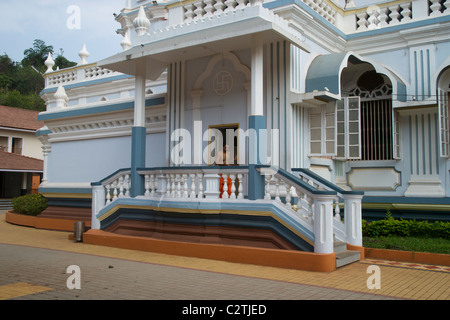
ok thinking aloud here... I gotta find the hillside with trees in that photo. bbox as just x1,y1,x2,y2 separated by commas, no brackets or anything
0,39,76,111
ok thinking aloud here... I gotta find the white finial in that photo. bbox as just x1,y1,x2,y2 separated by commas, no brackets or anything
125,0,131,9
54,85,69,109
44,53,55,73
121,29,132,51
133,6,150,36
78,43,90,65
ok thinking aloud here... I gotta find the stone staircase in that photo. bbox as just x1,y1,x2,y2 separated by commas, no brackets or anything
334,241,361,268
0,199,13,211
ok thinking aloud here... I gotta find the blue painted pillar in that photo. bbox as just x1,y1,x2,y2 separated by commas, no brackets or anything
248,115,266,200
248,34,266,200
131,58,146,197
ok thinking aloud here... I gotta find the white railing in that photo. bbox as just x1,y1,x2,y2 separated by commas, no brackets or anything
45,64,121,88
303,0,337,24
183,0,255,23
291,168,364,247
139,166,248,200
91,165,363,254
355,1,412,31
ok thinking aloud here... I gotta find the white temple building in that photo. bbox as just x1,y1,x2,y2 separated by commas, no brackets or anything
35,0,450,271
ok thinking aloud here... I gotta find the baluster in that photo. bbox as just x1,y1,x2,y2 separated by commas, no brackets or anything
197,173,204,198
169,174,175,197
184,3,196,23
222,173,229,199
105,184,111,205
190,173,197,198
388,5,400,25
118,176,125,197
237,173,244,199
176,174,182,198
112,180,118,201
214,0,226,15
378,7,389,27
356,12,368,31
230,174,236,199
236,0,246,10
264,173,272,200
274,178,281,203
308,196,314,224
224,0,237,12
182,174,189,198
166,174,172,197
204,0,216,17
367,8,379,30
144,175,150,196
285,184,292,209
291,187,299,211
400,2,412,21
334,197,342,221
194,1,206,19
150,174,156,196
124,174,130,197
296,189,304,214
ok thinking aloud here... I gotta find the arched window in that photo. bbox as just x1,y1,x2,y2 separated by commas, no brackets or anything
347,71,394,161
437,67,450,158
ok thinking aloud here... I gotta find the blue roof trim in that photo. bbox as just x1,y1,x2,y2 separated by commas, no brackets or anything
40,74,133,95
37,96,165,121
305,52,348,95
264,0,450,40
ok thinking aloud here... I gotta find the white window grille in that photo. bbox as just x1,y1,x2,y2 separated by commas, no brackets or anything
335,96,361,159
438,89,450,157
360,99,394,161
309,103,335,156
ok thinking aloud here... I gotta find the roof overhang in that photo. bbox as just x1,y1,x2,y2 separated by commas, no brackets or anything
305,52,407,102
98,5,310,79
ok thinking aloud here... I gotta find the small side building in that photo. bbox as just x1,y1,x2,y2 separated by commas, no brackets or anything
0,105,44,200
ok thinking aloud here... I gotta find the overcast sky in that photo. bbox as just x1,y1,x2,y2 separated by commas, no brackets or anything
0,0,125,64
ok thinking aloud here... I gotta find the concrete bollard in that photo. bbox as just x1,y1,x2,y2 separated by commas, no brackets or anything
74,221,85,242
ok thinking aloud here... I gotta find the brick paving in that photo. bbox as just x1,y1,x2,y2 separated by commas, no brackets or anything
0,211,449,304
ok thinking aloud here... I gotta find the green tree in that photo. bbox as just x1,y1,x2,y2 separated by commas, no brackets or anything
54,49,77,70
21,39,54,72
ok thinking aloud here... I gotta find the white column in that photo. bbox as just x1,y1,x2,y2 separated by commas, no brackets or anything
313,195,335,254
134,58,147,127
91,185,106,230
343,194,363,247
251,34,264,116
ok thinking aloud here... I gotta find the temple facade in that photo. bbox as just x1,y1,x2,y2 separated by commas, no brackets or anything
36,0,450,270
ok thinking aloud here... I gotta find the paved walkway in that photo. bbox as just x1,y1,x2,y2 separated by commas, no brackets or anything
0,211,449,303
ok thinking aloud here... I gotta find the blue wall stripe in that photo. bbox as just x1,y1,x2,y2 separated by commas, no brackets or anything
435,112,440,174
422,113,426,174
428,113,432,174
414,51,418,100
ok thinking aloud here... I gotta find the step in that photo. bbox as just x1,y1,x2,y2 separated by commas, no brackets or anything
0,200,13,210
336,250,361,268
333,241,347,253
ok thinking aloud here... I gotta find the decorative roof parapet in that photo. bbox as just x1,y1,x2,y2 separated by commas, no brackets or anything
44,53,55,73
133,5,151,36
54,85,69,109
78,43,90,65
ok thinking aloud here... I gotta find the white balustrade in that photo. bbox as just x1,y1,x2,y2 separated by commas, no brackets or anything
183,0,251,22
45,64,120,89
429,0,448,16
355,1,413,31
102,171,131,206
139,168,248,200
291,168,364,250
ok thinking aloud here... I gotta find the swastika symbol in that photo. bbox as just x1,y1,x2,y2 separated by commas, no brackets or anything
213,71,233,95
